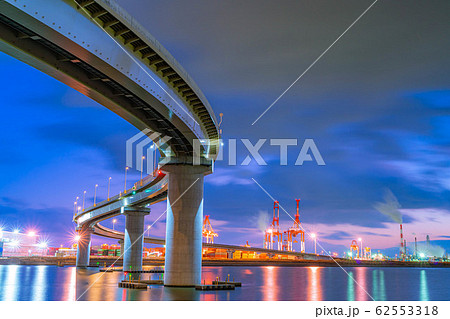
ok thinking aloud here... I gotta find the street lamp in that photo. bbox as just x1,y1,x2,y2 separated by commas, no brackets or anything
82,191,86,211
94,184,98,207
124,167,129,193
358,238,362,259
74,196,79,214
113,219,117,231
140,156,145,186
107,177,111,201
311,233,317,255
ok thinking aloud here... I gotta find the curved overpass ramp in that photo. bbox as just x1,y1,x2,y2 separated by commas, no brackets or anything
0,0,219,158
0,0,220,286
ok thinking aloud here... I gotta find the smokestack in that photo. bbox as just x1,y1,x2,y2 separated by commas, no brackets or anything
404,239,407,259
400,224,404,261
415,237,417,258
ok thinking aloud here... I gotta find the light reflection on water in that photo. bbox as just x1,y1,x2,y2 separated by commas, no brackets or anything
307,267,322,301
420,270,429,301
0,265,448,301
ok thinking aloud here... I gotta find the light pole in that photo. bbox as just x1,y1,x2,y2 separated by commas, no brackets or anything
124,166,129,193
153,144,157,175
74,196,79,214
113,219,117,231
311,233,317,255
94,184,98,206
140,156,145,186
82,191,86,211
107,177,111,201
358,238,363,259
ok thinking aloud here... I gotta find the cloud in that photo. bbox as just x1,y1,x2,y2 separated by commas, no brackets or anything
321,231,353,240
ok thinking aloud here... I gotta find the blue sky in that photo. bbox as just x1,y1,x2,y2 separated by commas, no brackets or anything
0,0,449,255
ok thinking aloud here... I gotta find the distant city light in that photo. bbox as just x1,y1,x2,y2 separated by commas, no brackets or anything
37,242,48,249
13,229,20,234
10,240,20,247
420,253,425,258
74,235,81,241
358,238,362,241
311,233,316,238
27,231,36,237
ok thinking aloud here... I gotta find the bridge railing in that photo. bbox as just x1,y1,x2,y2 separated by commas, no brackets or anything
73,170,166,220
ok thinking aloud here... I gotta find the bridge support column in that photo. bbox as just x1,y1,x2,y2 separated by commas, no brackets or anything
122,208,150,277
76,227,93,268
162,164,210,287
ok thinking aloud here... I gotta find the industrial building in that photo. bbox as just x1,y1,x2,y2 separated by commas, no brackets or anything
0,229,48,257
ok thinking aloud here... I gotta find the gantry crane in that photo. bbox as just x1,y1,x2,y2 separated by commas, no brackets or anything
264,201,283,250
202,215,218,244
364,247,371,259
284,199,305,252
350,240,360,259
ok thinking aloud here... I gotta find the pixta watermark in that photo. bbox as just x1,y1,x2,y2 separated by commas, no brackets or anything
126,130,325,174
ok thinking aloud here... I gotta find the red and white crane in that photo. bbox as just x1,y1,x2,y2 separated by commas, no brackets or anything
264,201,283,250
202,215,218,244
284,199,305,252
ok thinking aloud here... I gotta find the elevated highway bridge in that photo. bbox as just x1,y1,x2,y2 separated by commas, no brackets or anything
0,0,220,286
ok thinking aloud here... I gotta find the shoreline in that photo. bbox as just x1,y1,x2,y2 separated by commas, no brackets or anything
1,256,449,268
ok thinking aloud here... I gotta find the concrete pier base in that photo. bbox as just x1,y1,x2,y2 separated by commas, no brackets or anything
122,208,150,278
162,164,210,287
76,227,93,267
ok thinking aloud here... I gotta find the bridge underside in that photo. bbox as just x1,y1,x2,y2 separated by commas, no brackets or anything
0,11,192,156
0,0,221,287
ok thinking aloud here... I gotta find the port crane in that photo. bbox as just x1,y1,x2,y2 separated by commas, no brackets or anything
202,215,218,244
264,201,283,250
284,199,305,252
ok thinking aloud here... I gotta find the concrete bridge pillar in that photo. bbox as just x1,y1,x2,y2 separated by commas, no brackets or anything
76,226,93,267
122,208,150,277
162,164,210,287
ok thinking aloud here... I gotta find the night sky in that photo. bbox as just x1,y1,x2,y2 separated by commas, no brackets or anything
0,0,449,255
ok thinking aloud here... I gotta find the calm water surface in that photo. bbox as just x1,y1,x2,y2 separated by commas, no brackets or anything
0,265,448,301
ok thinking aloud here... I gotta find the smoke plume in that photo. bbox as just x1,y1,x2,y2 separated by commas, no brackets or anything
254,210,270,233
374,189,403,223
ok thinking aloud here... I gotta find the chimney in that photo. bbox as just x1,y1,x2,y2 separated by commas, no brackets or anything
414,237,417,258
400,224,404,261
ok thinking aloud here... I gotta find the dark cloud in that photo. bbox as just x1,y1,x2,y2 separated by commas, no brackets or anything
322,231,353,240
